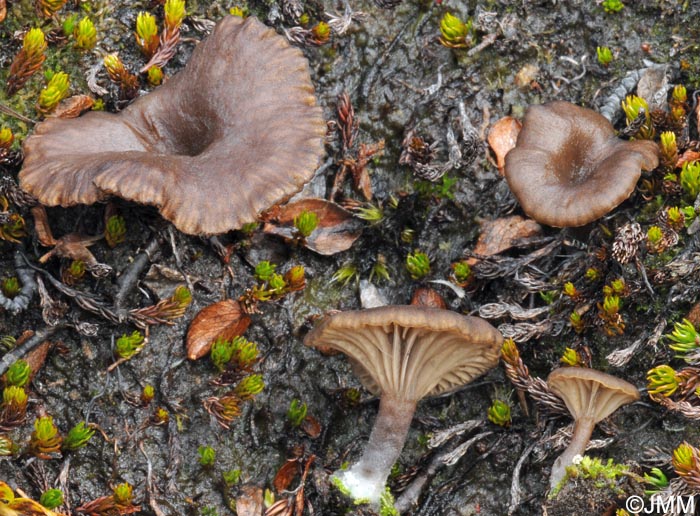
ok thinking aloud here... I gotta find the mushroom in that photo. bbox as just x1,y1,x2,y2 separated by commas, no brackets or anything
304,305,503,504
19,16,325,235
546,367,640,491
504,101,659,227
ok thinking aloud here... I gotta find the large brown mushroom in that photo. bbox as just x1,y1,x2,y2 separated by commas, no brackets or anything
504,101,659,227
304,305,503,504
547,367,640,491
19,16,326,235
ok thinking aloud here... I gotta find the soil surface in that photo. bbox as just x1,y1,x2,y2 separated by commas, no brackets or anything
1,1,699,515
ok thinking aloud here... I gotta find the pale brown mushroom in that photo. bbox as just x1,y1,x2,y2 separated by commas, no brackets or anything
19,16,326,235
547,367,640,490
304,305,503,503
504,101,659,227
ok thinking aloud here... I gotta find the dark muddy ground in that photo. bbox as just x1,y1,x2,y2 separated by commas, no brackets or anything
1,0,700,515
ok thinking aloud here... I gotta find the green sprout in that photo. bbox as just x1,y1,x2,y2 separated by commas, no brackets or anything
164,0,186,30
1,277,20,298
438,12,472,49
562,281,579,299
230,336,259,370
570,311,584,333
66,260,86,282
229,6,246,17
585,267,600,281
30,416,62,457
63,421,94,451
287,399,308,427
450,261,472,287
62,14,78,36
378,487,399,516
234,374,264,400
565,456,628,492
105,215,127,248
211,338,235,372
141,384,155,405
116,330,146,360
539,290,557,305
354,203,384,224
560,347,582,367
294,210,319,238
660,131,678,166
38,71,70,113
647,225,663,247
646,364,679,397
369,255,392,283
666,319,699,357
0,435,14,456
331,263,359,286
147,66,163,86
74,17,97,50
680,160,700,200
0,128,13,149
113,483,134,505
254,261,276,282
5,359,30,388
487,399,511,427
135,11,159,57
223,469,241,486
602,0,624,13
667,206,684,229
39,489,64,510
198,445,216,467
406,251,430,280
621,95,653,139
643,467,669,495
596,46,613,66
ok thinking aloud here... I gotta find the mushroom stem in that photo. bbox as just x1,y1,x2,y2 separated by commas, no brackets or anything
549,416,596,491
335,394,417,504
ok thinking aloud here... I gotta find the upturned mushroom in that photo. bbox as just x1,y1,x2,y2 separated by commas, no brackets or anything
304,305,503,504
504,101,659,227
19,16,325,235
547,367,640,491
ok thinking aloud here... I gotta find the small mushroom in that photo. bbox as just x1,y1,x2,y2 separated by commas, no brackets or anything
504,101,659,227
547,367,639,491
304,305,503,504
19,16,325,235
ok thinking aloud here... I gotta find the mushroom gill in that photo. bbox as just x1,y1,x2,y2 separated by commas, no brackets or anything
504,101,659,227
304,305,503,504
19,16,326,235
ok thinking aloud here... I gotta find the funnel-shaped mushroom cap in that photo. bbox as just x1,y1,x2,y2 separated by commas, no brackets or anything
504,101,659,227
19,16,326,235
547,367,640,423
304,305,503,401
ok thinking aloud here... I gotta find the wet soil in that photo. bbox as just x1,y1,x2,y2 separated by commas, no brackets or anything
1,0,700,515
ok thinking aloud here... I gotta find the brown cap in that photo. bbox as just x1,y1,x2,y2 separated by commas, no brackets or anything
504,101,658,227
19,16,326,235
304,305,503,401
547,367,639,423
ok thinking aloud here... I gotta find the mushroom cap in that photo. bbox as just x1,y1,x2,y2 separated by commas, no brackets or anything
19,16,326,235
304,305,503,401
547,367,640,423
504,101,659,227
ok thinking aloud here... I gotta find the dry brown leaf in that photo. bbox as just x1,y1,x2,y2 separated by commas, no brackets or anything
410,287,446,309
236,485,264,516
300,415,321,439
488,117,521,176
51,95,95,119
262,198,363,255
686,302,700,329
24,341,52,382
469,215,542,265
273,459,299,493
514,63,539,89
186,299,251,360
0,0,6,23
676,149,700,168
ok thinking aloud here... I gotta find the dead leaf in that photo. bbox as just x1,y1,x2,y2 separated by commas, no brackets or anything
300,415,321,439
186,299,251,360
514,63,539,89
236,486,264,516
24,341,52,382
410,287,446,309
488,117,521,176
0,0,6,23
686,302,700,329
676,149,700,168
273,459,300,493
469,215,542,265
51,95,94,119
262,198,363,256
